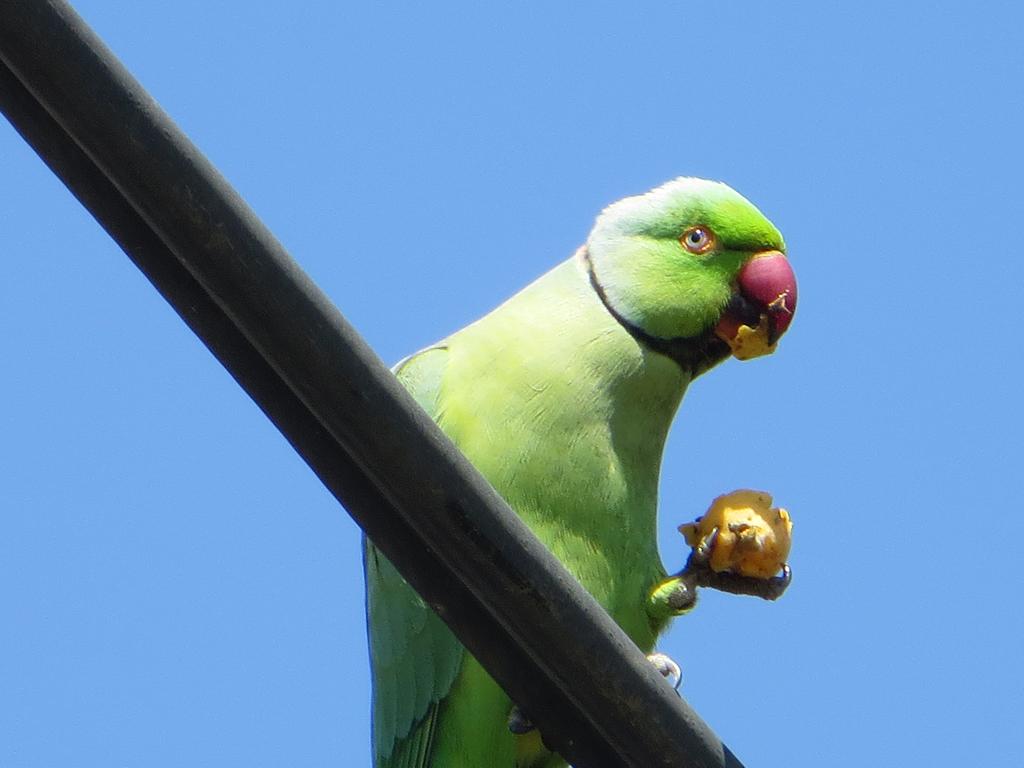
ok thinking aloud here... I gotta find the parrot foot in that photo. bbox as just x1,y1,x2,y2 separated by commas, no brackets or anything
506,653,684,736
650,527,792,617
685,527,792,601
646,652,682,691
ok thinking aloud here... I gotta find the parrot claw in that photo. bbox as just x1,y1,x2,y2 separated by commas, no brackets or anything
646,652,683,692
691,526,720,566
772,563,793,594
507,705,535,735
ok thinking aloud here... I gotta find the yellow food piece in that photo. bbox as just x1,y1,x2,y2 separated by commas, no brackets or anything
679,490,792,578
726,322,777,361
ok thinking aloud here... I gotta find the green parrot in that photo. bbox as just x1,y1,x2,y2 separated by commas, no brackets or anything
364,177,796,768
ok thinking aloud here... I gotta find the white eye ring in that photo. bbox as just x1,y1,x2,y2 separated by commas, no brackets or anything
680,226,716,255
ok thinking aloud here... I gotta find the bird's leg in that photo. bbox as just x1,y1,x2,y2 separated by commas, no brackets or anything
647,570,700,620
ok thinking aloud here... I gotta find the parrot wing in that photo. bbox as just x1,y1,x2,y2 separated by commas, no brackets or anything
365,345,465,768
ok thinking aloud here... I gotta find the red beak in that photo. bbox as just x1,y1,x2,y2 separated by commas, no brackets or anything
714,251,797,356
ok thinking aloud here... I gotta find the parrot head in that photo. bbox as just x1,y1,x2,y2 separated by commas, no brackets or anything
584,177,796,369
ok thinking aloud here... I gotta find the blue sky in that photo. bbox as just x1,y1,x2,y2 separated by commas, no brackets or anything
2,1,1021,766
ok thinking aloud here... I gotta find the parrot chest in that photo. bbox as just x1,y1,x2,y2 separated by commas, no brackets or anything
439,341,685,648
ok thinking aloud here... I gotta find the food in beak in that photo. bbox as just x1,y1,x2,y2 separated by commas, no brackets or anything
714,251,797,360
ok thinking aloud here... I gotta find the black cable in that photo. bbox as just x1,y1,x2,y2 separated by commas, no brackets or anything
0,3,743,766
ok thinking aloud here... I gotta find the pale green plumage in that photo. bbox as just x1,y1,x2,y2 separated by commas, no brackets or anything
365,178,786,768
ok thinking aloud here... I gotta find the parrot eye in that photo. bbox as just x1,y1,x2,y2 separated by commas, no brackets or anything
680,226,716,255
